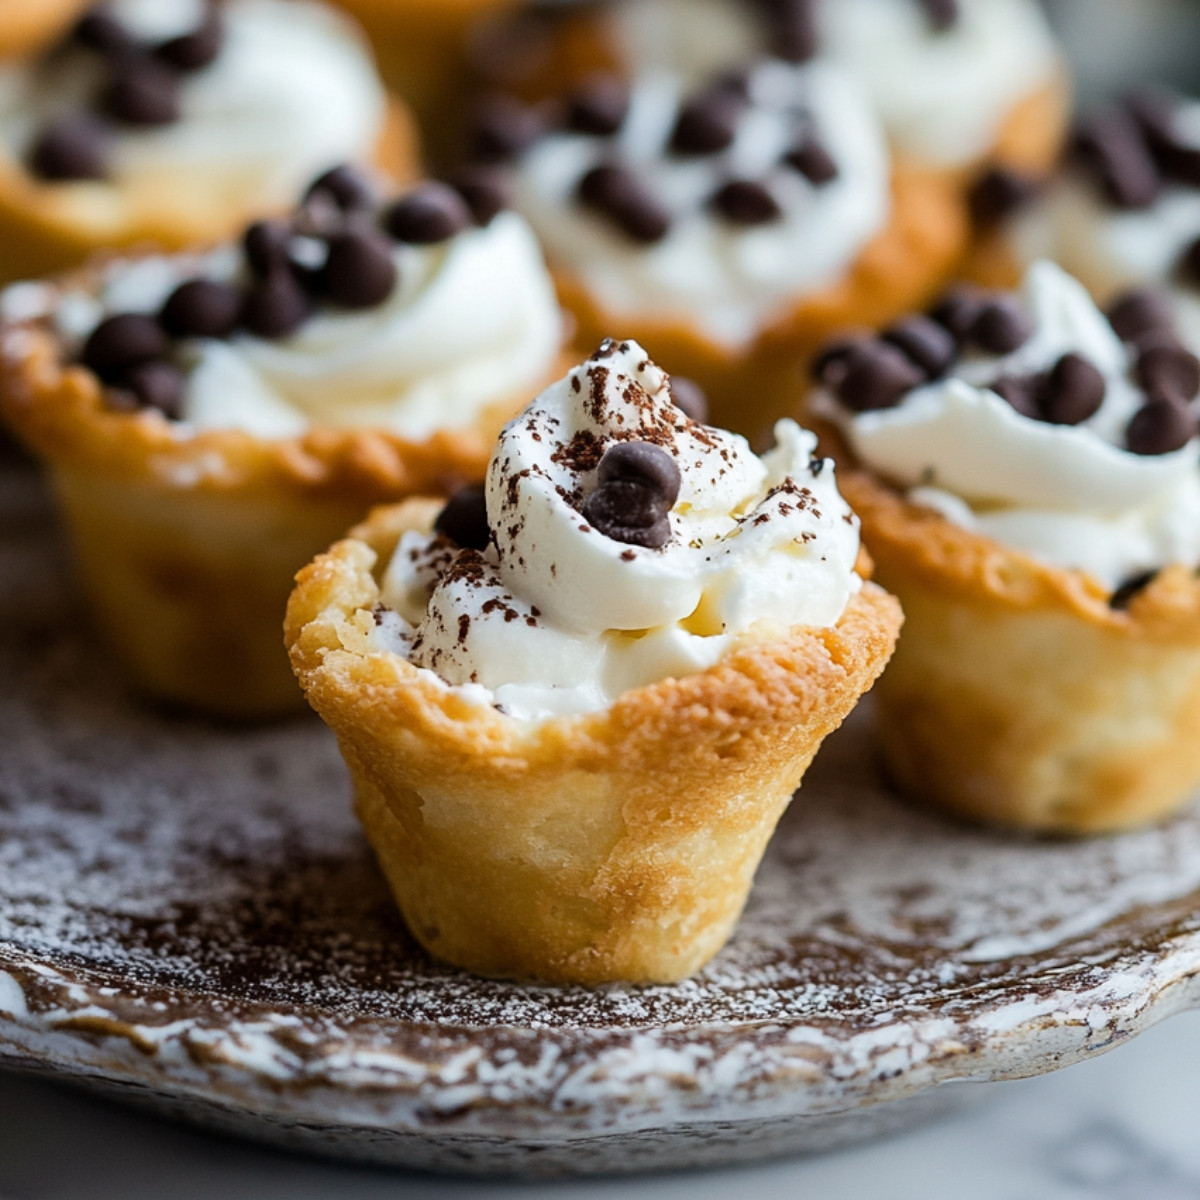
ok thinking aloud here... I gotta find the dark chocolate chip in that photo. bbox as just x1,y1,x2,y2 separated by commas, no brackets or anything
711,179,782,225
577,164,672,243
160,278,242,340
73,7,133,55
784,130,839,185
1043,353,1106,425
919,0,960,32
434,485,491,551
596,441,682,503
670,90,743,156
1074,108,1162,210
755,0,818,63
101,56,182,126
565,75,630,137
1126,396,1198,455
991,373,1042,419
444,166,511,227
1179,236,1200,289
882,316,957,379
303,164,377,214
243,219,295,276
1106,287,1175,343
669,376,708,424
81,313,168,380
1126,87,1200,188
929,285,988,343
385,183,473,244
583,480,673,548
240,269,312,339
1136,336,1200,401
28,114,112,181
156,8,224,72
968,166,1038,229
831,342,926,413
812,336,868,385
970,297,1034,355
469,95,544,163
1109,570,1158,611
115,359,186,419
319,228,398,309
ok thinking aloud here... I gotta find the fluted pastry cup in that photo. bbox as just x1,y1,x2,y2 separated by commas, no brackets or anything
285,499,902,985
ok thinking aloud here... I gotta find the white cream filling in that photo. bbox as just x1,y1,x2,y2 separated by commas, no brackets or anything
0,0,387,213
510,60,890,348
39,213,564,440
610,0,1060,167
823,262,1200,589
374,340,863,723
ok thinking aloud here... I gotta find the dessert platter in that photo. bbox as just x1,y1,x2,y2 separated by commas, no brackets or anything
4,0,1200,1182
4,455,1200,1177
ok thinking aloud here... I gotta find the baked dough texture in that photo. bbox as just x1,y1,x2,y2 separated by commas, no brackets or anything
0,0,87,59
558,163,968,444
840,468,1200,835
285,500,902,985
0,289,564,718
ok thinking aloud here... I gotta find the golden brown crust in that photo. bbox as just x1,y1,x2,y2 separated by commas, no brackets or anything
285,499,902,984
0,0,86,59
557,162,968,441
0,97,419,286
987,70,1072,178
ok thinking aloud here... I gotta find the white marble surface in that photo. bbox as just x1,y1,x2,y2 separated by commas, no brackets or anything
3,1009,1200,1199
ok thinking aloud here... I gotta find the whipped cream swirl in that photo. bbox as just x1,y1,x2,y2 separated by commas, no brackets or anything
374,340,863,722
822,262,1200,589
0,0,386,211
509,59,890,347
611,0,1060,167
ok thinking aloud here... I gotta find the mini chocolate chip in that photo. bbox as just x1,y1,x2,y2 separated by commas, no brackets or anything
1106,287,1175,343
1109,570,1158,611
385,183,473,244
669,376,708,424
583,480,673,548
1136,337,1200,401
812,336,868,385
73,7,132,55
240,269,311,339
929,284,988,343
596,441,682,503
469,95,544,163
882,316,957,379
434,486,491,551
156,8,224,71
755,0,818,62
991,374,1042,419
920,0,960,31
101,56,182,126
1126,396,1198,455
577,164,672,243
711,179,782,225
670,90,743,156
1178,236,1200,289
319,228,398,309
116,360,186,419
832,342,926,413
1074,109,1161,210
969,297,1034,355
303,164,377,213
160,279,242,340
1043,353,1106,425
444,167,510,226
968,167,1038,229
28,114,112,181
1126,87,1200,188
82,313,168,380
565,75,629,136
784,130,839,184
243,219,294,276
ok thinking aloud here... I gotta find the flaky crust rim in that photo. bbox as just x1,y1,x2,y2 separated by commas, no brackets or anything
285,499,903,768
837,463,1200,643
0,262,572,503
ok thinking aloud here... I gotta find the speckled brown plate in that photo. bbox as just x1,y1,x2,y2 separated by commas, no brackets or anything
4,461,1200,1179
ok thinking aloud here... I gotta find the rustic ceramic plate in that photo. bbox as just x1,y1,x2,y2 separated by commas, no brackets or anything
3,462,1200,1179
